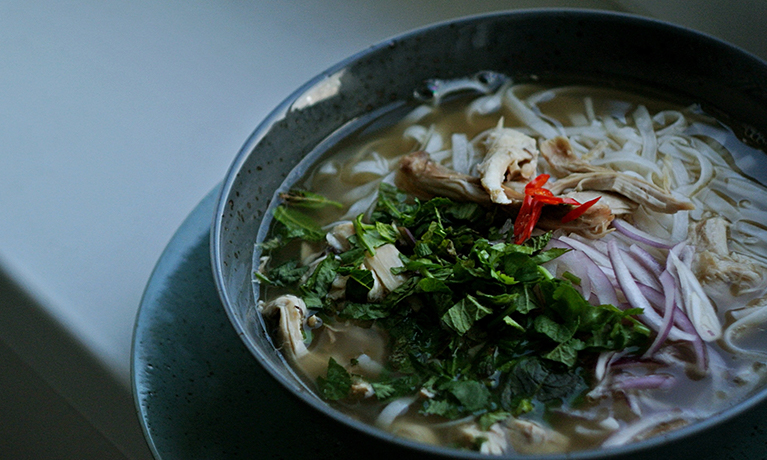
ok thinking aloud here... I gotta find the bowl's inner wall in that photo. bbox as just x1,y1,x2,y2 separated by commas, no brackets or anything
214,9,767,458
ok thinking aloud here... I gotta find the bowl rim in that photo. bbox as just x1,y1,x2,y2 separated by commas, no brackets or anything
211,8,767,459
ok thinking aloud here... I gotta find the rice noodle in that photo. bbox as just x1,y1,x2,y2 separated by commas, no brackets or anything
722,306,767,361
502,87,560,138
376,396,417,428
602,410,694,447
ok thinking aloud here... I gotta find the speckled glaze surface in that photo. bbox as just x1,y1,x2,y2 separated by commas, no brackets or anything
133,188,767,459
203,9,767,460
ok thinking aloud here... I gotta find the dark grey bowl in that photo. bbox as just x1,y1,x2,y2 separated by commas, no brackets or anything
211,9,767,459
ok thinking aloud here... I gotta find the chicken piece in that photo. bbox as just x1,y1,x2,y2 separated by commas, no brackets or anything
364,243,407,293
540,137,637,222
477,125,539,204
505,418,570,454
326,221,355,252
537,200,615,238
691,217,763,294
395,151,613,238
547,171,694,214
350,380,375,399
539,136,607,177
396,150,510,203
259,295,309,360
563,190,637,216
365,267,387,302
458,422,509,455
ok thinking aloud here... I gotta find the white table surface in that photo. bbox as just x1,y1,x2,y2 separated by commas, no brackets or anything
1,1,765,458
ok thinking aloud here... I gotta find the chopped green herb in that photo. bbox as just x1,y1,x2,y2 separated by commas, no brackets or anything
317,357,352,400
279,189,344,209
261,185,650,424
272,206,325,241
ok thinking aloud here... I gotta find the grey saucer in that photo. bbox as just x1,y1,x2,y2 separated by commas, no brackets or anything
131,186,767,459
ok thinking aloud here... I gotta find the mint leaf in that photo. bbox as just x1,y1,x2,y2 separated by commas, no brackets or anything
338,301,390,320
442,295,492,335
300,257,340,305
317,358,351,400
353,214,398,255
446,380,491,412
266,260,309,286
279,190,343,209
342,268,375,303
273,206,325,241
534,315,578,343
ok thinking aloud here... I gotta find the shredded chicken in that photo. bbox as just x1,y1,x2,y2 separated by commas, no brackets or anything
395,151,614,238
541,136,694,213
477,125,539,204
548,171,694,214
350,380,375,398
540,136,607,177
259,295,309,360
563,190,637,216
691,217,764,294
396,150,507,203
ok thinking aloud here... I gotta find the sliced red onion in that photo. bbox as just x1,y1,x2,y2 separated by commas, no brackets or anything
559,235,611,269
553,237,619,305
612,218,674,249
549,239,590,298
628,244,664,276
669,241,695,266
607,240,659,330
636,284,699,343
612,373,676,391
643,271,677,358
621,247,662,291
640,276,709,373
595,351,616,383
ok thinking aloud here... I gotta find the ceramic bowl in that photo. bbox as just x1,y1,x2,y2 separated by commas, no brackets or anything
211,9,767,459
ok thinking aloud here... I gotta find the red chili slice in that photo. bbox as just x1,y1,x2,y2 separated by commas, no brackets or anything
526,173,550,190
515,174,599,244
514,195,536,244
561,196,601,223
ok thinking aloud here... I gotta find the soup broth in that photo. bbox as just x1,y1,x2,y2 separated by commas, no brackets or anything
254,76,767,455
